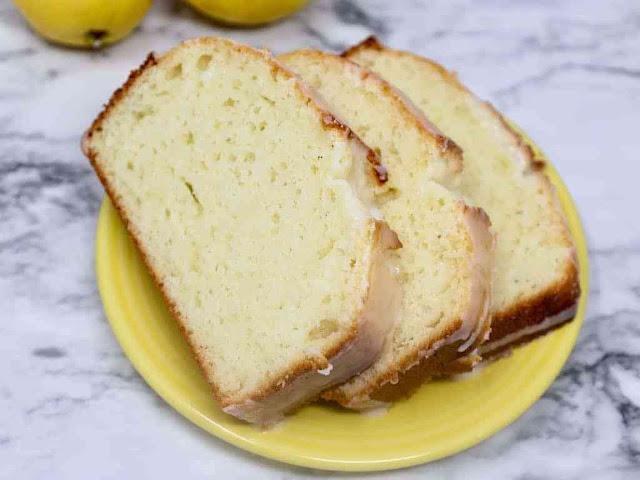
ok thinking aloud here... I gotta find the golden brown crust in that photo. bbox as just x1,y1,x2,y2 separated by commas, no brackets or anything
343,36,469,97
84,37,399,420
488,261,580,345
343,36,581,357
335,319,466,404
369,337,472,402
83,52,158,151
481,315,574,361
322,315,484,405
341,35,385,57
284,48,463,180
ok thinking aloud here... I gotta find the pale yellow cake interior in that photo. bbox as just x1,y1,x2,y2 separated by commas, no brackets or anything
88,41,384,402
349,49,573,315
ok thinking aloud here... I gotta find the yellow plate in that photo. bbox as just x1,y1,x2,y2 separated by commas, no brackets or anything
95,131,588,472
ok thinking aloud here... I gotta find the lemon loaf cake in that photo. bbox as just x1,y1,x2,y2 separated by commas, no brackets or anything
345,37,580,358
280,50,494,408
83,38,403,424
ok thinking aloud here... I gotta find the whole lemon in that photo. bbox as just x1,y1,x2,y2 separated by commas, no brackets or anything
13,0,153,48
185,0,309,26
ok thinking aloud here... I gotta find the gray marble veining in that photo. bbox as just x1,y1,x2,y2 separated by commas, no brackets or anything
1,0,639,478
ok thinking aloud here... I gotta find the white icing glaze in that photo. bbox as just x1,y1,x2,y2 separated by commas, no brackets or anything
458,288,491,353
480,305,578,355
450,358,487,381
346,396,390,411
360,405,390,417
317,364,333,376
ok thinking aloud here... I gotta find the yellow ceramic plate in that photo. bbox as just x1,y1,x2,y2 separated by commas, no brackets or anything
95,130,588,472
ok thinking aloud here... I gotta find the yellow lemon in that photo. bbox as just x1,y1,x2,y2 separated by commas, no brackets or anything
185,0,309,26
13,0,153,48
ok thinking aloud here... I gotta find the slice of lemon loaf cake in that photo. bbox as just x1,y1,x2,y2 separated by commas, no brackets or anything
83,38,402,424
345,37,580,358
280,50,494,408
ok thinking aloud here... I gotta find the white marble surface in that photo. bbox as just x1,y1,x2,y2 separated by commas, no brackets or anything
1,0,639,478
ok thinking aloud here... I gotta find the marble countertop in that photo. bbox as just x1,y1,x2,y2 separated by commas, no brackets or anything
2,0,639,478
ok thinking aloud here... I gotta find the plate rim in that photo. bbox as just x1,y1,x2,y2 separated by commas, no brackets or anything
95,137,589,472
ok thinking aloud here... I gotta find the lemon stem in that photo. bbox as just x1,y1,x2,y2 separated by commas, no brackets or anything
86,29,108,49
